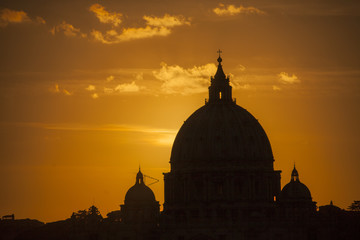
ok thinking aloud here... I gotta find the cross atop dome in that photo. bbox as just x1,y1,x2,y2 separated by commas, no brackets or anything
217,49,222,63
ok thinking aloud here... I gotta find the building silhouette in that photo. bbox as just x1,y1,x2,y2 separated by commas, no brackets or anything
116,53,359,240
121,168,160,225
161,53,282,239
3,53,360,240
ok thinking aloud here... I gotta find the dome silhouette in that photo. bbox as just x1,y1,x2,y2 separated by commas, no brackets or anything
163,52,283,236
124,169,156,204
171,104,274,170
279,166,312,201
170,55,274,171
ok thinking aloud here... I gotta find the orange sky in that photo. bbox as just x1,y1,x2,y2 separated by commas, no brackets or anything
0,0,360,222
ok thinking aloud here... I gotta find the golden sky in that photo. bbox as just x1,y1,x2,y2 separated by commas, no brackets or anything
0,0,360,222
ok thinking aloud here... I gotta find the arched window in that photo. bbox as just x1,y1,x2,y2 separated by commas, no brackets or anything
219,91,222,99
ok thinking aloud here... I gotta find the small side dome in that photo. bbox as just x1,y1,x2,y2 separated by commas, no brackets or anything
124,169,156,204
319,201,343,216
279,166,312,201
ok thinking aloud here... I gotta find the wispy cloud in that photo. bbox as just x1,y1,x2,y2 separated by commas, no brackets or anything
91,26,171,44
50,21,86,38
63,89,72,96
3,122,177,146
237,64,246,71
114,81,140,92
114,81,141,93
153,62,216,95
36,16,46,24
89,3,122,27
51,123,175,134
143,14,190,27
238,84,253,90
85,85,96,91
134,73,143,81
106,75,114,82
103,81,142,95
46,4,189,44
278,72,300,84
54,84,60,93
153,133,176,146
50,84,73,96
213,4,265,16
0,8,45,27
91,14,190,44
91,93,99,99
42,123,177,146
272,85,282,91
45,123,177,146
86,85,98,98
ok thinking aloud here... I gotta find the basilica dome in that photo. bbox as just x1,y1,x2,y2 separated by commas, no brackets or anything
279,166,312,201
124,170,156,204
170,56,274,170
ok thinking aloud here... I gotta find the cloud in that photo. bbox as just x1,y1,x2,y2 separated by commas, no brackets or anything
106,75,114,82
237,64,246,71
0,8,30,27
5,122,175,133
238,84,253,90
272,85,282,91
119,26,171,40
91,26,171,44
4,122,177,146
134,73,143,81
47,123,176,146
89,3,122,27
49,27,55,35
143,14,190,27
213,4,265,16
153,133,176,146
91,93,99,99
51,21,86,38
63,89,72,96
54,84,60,93
114,81,140,92
50,84,72,96
85,85,96,91
103,87,113,94
35,16,46,24
0,8,46,27
278,72,300,84
104,81,141,94
153,62,217,95
91,14,190,44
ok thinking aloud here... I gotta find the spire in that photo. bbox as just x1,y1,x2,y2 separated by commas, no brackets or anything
215,49,226,79
136,168,144,185
291,164,299,182
217,49,223,66
208,50,233,103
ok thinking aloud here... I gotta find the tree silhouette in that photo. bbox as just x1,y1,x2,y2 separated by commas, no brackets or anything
70,205,103,222
347,201,360,211
88,205,101,216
